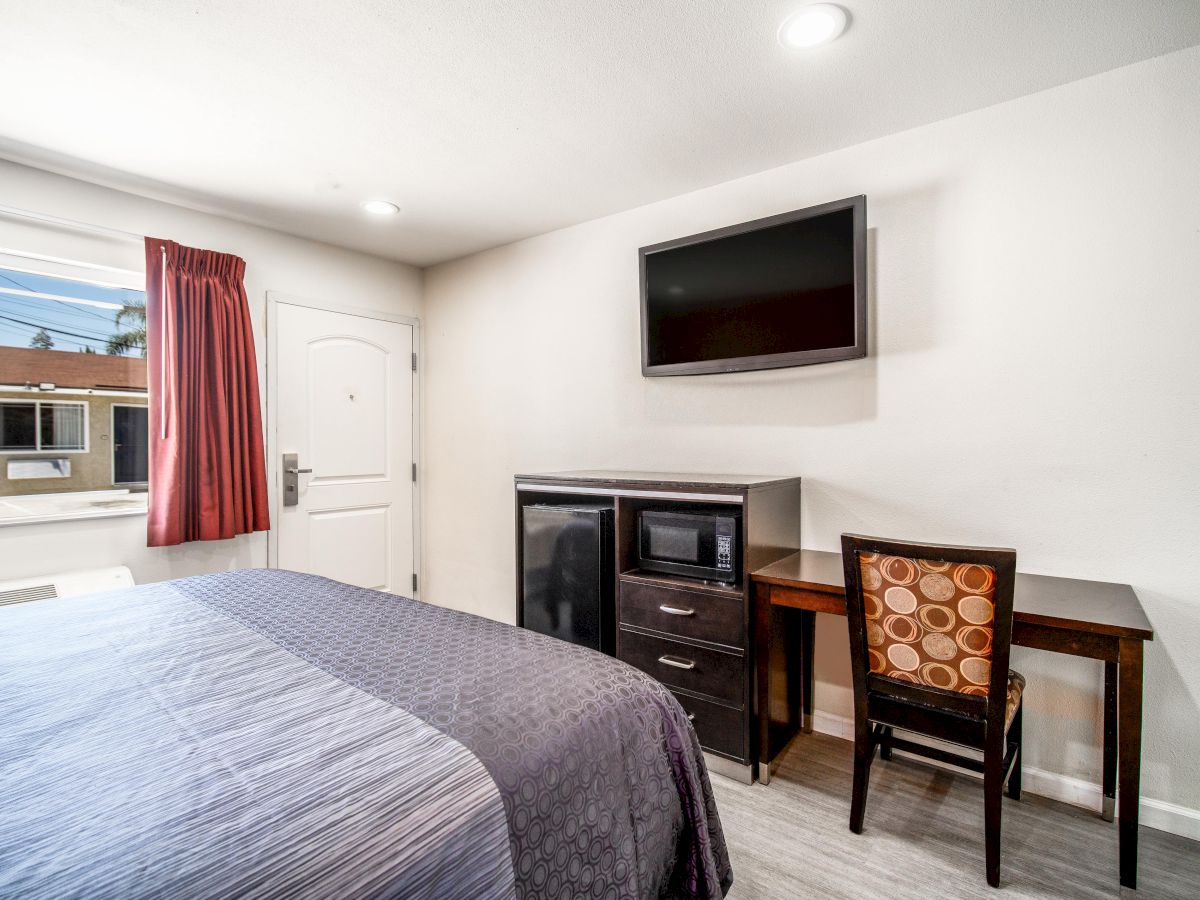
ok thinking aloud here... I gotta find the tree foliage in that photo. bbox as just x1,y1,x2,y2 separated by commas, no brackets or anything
106,299,147,357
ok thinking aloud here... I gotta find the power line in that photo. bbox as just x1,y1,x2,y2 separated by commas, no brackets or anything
0,270,32,291
0,268,142,322
0,297,121,341
0,311,144,349
0,324,107,352
0,322,106,350
0,269,145,356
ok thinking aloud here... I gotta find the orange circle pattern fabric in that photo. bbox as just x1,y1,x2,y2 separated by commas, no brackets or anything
858,552,997,696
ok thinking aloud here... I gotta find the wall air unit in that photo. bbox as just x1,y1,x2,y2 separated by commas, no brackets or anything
0,566,134,608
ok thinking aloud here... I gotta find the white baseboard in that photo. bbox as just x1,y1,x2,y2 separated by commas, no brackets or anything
806,712,1200,842
812,710,854,740
1140,797,1200,843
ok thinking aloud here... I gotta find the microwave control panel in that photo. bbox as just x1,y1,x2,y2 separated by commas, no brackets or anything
716,532,733,570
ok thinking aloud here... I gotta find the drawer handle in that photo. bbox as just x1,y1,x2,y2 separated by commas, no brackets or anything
659,604,695,617
658,654,696,670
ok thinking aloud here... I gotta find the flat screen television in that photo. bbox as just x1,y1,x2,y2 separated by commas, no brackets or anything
639,195,867,376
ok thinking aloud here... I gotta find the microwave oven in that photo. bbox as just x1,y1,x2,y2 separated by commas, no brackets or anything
637,508,741,583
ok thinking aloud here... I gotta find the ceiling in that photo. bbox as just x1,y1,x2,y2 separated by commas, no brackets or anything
1,1,1198,267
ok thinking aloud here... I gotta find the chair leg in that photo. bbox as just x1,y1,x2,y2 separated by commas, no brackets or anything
984,742,1004,888
1007,705,1023,801
879,725,894,761
849,729,875,834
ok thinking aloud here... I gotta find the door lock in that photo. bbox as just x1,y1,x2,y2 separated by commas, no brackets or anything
282,453,312,506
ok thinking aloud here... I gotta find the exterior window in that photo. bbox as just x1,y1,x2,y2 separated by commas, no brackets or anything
0,402,36,450
0,261,147,522
40,402,87,450
0,401,86,451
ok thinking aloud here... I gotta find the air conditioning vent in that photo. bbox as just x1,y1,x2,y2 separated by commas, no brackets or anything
0,567,134,607
0,584,57,607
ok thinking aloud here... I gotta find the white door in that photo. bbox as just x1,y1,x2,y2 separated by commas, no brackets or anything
274,301,415,595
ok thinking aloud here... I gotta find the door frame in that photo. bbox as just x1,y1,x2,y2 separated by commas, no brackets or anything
265,291,422,598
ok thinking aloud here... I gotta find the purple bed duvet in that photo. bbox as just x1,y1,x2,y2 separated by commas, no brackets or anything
0,568,732,899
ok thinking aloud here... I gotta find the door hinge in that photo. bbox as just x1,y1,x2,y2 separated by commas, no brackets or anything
412,572,419,593
411,352,417,372
411,462,417,482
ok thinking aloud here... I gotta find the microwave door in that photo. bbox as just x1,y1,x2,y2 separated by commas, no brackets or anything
648,522,703,567
640,514,721,580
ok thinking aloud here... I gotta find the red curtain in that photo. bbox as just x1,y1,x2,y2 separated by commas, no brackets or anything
145,238,270,547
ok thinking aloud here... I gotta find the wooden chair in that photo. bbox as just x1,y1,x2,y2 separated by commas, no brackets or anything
840,533,1025,888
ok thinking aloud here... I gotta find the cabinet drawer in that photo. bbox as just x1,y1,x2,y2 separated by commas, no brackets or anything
619,628,743,707
620,578,744,649
673,690,745,761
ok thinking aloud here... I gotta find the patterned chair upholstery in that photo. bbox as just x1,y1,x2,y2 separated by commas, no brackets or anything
858,552,1025,731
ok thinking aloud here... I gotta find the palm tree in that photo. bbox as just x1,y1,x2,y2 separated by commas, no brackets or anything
29,328,54,350
107,299,147,357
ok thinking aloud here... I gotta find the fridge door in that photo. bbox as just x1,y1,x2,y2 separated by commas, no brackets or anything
521,504,613,654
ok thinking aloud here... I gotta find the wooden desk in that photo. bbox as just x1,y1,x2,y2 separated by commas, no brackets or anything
752,549,1154,890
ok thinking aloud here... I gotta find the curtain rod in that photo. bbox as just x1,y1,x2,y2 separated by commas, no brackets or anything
0,203,144,244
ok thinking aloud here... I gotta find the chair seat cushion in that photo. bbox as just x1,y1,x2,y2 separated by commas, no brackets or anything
1005,669,1026,731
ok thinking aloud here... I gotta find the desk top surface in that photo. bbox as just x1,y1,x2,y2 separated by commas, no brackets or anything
754,549,1153,641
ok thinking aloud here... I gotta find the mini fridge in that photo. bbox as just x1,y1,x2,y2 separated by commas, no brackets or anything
521,503,614,655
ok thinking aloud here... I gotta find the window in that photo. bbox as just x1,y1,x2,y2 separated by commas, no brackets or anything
42,402,87,451
0,400,87,452
0,259,147,523
0,402,35,450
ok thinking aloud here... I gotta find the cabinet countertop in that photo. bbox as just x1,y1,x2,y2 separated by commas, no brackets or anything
515,470,800,490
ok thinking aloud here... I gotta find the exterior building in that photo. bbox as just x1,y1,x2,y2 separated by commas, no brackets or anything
0,346,147,498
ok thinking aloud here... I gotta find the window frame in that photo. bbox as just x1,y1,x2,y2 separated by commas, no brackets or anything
0,399,90,454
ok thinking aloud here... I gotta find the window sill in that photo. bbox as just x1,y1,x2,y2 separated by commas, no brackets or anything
0,489,148,527
2,449,90,455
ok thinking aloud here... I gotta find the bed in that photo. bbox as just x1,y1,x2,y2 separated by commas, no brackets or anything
0,569,732,899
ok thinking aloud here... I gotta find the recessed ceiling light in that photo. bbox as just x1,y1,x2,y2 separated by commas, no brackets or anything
778,4,848,49
360,199,401,216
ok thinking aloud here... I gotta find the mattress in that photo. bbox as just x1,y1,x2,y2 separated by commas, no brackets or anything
0,568,732,899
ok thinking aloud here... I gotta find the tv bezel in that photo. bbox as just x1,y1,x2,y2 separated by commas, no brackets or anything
638,194,867,376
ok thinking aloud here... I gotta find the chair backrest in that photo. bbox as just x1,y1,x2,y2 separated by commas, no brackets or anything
841,534,1017,730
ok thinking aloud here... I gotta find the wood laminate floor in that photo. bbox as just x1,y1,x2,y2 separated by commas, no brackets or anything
711,732,1198,899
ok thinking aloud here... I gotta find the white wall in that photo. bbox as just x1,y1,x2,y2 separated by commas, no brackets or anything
422,46,1200,821
0,159,421,584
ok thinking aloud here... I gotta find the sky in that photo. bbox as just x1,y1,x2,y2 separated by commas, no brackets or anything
0,266,146,355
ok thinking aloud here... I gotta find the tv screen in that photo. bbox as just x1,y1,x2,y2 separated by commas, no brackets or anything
639,195,866,375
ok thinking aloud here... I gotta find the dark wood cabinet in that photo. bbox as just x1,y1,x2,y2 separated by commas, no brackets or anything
515,470,801,782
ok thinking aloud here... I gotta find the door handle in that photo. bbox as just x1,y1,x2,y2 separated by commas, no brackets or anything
282,453,312,507
659,604,695,617
658,655,696,670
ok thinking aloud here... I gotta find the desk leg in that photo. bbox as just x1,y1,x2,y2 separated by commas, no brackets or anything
1118,638,1144,890
1102,661,1117,822
754,582,773,784
800,610,815,733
